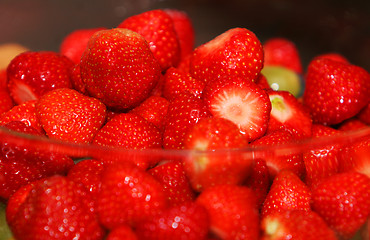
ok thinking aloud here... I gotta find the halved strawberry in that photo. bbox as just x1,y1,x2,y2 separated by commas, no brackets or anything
196,184,259,240
60,27,105,64
250,130,305,179
118,9,180,70
202,76,271,142
261,169,311,217
182,117,252,192
7,51,74,105
190,27,264,84
267,90,312,139
148,160,196,206
311,171,370,239
36,88,107,144
261,210,338,240
263,37,303,74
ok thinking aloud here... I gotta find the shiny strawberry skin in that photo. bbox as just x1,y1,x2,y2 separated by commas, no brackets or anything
97,162,168,229
303,57,370,125
7,175,105,240
118,9,181,70
36,88,107,144
7,51,74,105
311,171,370,239
190,27,264,84
80,28,161,110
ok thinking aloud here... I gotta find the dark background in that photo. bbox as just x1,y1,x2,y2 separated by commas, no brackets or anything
1,0,370,71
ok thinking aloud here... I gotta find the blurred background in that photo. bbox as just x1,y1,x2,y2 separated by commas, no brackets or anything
1,0,370,71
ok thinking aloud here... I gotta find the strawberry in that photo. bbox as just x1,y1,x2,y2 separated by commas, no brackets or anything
0,100,43,134
36,88,107,144
80,28,161,110
263,37,303,74
96,161,168,229
190,27,264,84
135,201,209,240
60,27,105,64
0,88,14,116
303,124,341,188
162,66,205,101
70,63,89,94
0,121,74,200
256,73,272,90
311,171,370,239
164,9,195,61
106,224,138,240
118,9,180,70
7,175,105,240
182,117,252,192
202,76,271,142
303,57,370,125
261,169,311,217
0,69,7,89
338,118,368,131
129,95,170,132
250,130,305,179
315,52,350,64
267,90,312,139
148,160,196,206
196,184,259,240
357,103,370,125
245,158,271,208
261,210,338,240
162,92,211,150
67,159,105,199
7,51,74,105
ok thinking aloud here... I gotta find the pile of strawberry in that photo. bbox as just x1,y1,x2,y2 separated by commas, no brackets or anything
0,8,369,240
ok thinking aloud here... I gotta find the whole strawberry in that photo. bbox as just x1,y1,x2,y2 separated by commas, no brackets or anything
36,88,107,144
80,28,161,110
303,57,370,125
311,171,370,239
190,27,264,84
118,9,180,70
7,51,73,105
7,175,105,240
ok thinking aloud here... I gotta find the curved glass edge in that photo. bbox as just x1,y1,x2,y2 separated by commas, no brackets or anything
0,126,369,160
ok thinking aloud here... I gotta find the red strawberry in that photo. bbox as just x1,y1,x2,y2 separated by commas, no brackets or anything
357,103,370,125
303,124,341,188
0,88,14,115
311,171,370,239
267,90,312,139
36,88,107,144
256,73,272,90
315,52,350,64
135,201,209,240
97,162,168,229
196,184,259,240
202,76,271,142
80,28,161,110
0,69,7,89
7,51,73,105
0,100,43,134
118,9,180,70
60,27,105,64
106,224,138,240
182,117,252,192
162,92,211,150
303,57,370,125
261,210,338,240
338,118,368,131
251,130,305,179
263,37,303,74
67,159,105,199
0,121,74,200
7,175,105,240
162,67,205,101
129,95,170,132
148,160,196,206
190,27,264,84
261,169,311,217
164,9,195,61
70,63,88,94
245,158,271,208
